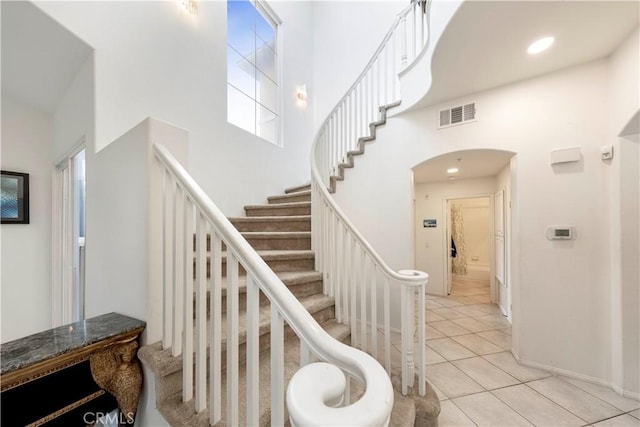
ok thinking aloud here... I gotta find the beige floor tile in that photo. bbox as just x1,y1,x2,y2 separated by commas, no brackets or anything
426,325,445,340
427,338,476,361
430,320,472,337
453,392,533,426
425,346,447,365
482,352,551,382
425,362,484,398
631,409,640,419
452,357,519,390
434,298,464,308
452,305,489,317
468,295,491,304
452,317,495,333
467,303,502,315
449,296,482,305
428,381,448,401
560,377,640,412
592,414,640,426
528,377,622,424
426,299,444,309
432,307,468,320
426,310,446,322
477,330,512,350
438,400,476,427
499,327,512,336
452,334,504,356
475,314,511,329
493,384,585,426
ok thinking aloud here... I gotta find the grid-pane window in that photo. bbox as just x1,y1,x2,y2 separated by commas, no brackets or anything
227,0,280,145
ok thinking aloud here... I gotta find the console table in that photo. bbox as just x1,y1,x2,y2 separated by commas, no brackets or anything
1,313,145,426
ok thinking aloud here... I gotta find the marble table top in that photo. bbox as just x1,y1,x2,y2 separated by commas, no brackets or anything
1,312,146,375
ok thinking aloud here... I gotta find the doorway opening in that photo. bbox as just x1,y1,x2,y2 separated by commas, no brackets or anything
53,144,86,326
412,148,515,321
446,196,491,304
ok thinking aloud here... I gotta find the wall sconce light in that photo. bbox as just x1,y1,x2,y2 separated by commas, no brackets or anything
181,0,199,15
295,84,308,109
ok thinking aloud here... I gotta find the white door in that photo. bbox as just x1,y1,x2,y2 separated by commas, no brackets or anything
495,189,508,316
53,147,86,325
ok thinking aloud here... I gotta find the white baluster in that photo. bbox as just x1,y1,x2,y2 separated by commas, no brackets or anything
360,252,367,352
183,198,194,403
335,221,343,323
418,284,426,396
271,307,285,427
300,341,310,367
342,225,351,325
401,16,408,67
162,169,172,350
246,274,260,426
350,237,357,345
172,185,184,357
384,276,391,374
328,210,335,297
370,264,378,359
210,233,222,424
227,251,240,425
400,284,408,395
412,4,417,60
195,214,207,412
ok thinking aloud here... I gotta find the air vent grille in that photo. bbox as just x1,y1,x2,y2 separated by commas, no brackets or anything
439,102,476,128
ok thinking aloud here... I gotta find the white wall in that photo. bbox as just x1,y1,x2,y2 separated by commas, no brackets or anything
608,27,639,397
1,97,53,342
34,1,316,217
334,59,615,384
53,55,94,161
414,178,496,295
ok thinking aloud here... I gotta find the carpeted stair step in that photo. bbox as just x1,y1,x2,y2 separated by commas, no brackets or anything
228,215,311,232
241,231,311,251
199,271,323,315
284,183,311,194
139,294,337,403
195,250,316,277
267,190,311,204
244,201,311,217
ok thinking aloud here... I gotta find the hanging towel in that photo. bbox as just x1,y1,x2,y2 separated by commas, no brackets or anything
451,238,457,258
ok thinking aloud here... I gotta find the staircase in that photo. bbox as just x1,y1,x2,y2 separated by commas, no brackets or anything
140,182,424,426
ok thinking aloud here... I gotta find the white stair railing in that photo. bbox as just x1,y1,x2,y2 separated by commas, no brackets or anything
311,0,432,395
154,143,394,426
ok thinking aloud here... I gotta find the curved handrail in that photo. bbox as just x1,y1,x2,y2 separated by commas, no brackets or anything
317,1,415,134
154,143,394,426
311,1,431,285
310,0,432,396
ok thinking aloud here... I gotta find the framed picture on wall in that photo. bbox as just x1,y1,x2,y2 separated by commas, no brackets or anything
1,171,30,224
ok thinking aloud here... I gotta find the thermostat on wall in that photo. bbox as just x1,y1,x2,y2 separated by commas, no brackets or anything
545,226,575,240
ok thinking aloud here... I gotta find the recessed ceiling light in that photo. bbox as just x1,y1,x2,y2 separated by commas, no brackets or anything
447,167,459,174
527,36,554,55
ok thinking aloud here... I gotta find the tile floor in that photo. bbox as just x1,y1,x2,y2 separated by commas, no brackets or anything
406,275,640,427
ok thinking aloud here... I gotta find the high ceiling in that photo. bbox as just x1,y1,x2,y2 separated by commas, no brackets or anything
1,1,92,113
412,1,638,183
418,0,639,108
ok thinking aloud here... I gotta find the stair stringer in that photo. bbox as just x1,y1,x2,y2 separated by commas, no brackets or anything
328,101,401,194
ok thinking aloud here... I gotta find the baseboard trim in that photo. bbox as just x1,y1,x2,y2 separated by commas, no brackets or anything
512,354,640,402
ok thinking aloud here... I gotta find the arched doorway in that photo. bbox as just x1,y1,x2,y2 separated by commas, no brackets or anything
412,149,516,319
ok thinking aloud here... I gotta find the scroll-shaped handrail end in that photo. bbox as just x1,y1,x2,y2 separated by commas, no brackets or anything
287,361,394,427
398,269,429,284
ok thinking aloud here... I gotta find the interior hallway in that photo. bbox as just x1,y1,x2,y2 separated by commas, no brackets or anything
422,275,640,426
